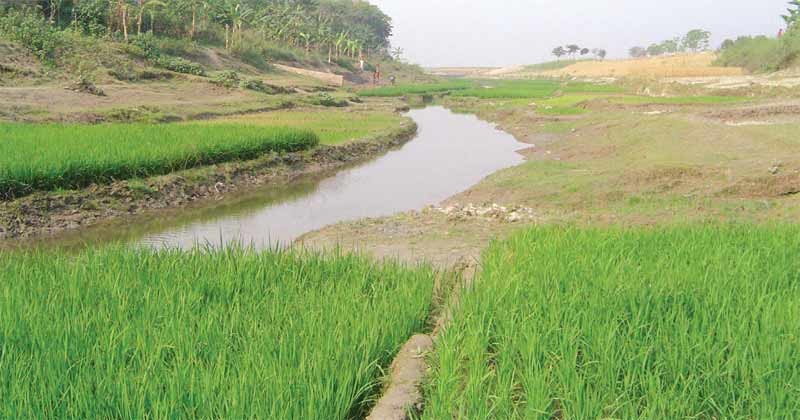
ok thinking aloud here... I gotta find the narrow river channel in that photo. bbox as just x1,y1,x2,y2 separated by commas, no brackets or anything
32,106,529,249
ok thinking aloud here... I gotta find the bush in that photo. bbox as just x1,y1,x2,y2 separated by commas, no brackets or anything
239,78,284,94
212,70,240,88
129,34,205,76
155,55,205,76
716,29,800,72
715,35,781,72
311,93,349,107
0,9,63,62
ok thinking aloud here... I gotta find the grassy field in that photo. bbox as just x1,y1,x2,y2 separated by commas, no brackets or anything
213,109,409,145
512,53,745,78
0,247,436,418
423,226,800,419
0,123,318,199
357,80,471,97
450,80,560,99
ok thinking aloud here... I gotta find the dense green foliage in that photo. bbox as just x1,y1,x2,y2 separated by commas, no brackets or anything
0,247,436,418
0,7,64,61
0,122,318,198
716,30,800,72
0,0,393,61
424,226,800,419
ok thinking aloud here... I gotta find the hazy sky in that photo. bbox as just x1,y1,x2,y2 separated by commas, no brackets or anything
369,0,789,67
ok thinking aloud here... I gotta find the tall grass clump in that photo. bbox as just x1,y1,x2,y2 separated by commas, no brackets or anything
0,247,437,418
358,80,472,97
0,123,318,199
424,225,800,419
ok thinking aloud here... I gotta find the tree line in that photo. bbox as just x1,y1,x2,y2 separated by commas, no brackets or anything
551,44,607,61
629,29,711,58
0,0,394,61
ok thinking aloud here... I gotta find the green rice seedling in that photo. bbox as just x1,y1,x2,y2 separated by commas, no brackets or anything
563,81,624,93
213,109,409,145
358,81,472,97
0,246,437,418
451,80,559,99
424,225,800,419
0,123,318,199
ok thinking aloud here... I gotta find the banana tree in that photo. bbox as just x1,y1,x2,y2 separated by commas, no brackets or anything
181,0,208,39
136,0,166,35
298,31,312,55
334,31,348,59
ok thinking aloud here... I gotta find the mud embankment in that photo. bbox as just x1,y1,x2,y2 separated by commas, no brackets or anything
0,122,417,240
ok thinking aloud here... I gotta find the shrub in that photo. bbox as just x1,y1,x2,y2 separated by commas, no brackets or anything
333,57,357,72
0,9,63,62
155,55,205,76
311,93,349,107
212,70,240,88
716,28,800,72
239,78,283,94
715,35,781,72
129,34,205,76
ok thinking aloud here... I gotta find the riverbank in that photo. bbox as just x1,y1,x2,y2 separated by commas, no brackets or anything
0,116,416,240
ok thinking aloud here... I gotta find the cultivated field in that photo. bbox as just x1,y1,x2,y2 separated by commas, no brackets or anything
0,248,437,418
211,108,410,145
424,226,800,418
442,53,746,80
0,123,317,199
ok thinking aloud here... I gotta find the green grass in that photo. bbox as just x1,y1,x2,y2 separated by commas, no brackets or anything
424,225,800,419
0,247,437,418
451,80,559,99
213,109,409,145
357,80,471,97
0,123,318,199
563,82,624,94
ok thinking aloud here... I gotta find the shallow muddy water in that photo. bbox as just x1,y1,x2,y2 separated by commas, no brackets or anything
30,106,528,249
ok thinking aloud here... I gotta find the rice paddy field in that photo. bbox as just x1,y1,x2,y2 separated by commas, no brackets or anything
423,226,800,419
0,247,437,418
0,123,318,199
448,80,556,99
212,109,409,145
357,80,471,97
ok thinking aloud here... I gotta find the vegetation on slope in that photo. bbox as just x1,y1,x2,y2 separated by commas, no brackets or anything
0,247,436,418
0,123,318,199
716,30,800,72
424,226,800,419
715,1,800,72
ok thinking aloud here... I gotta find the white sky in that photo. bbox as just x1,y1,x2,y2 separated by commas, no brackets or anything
369,0,789,67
